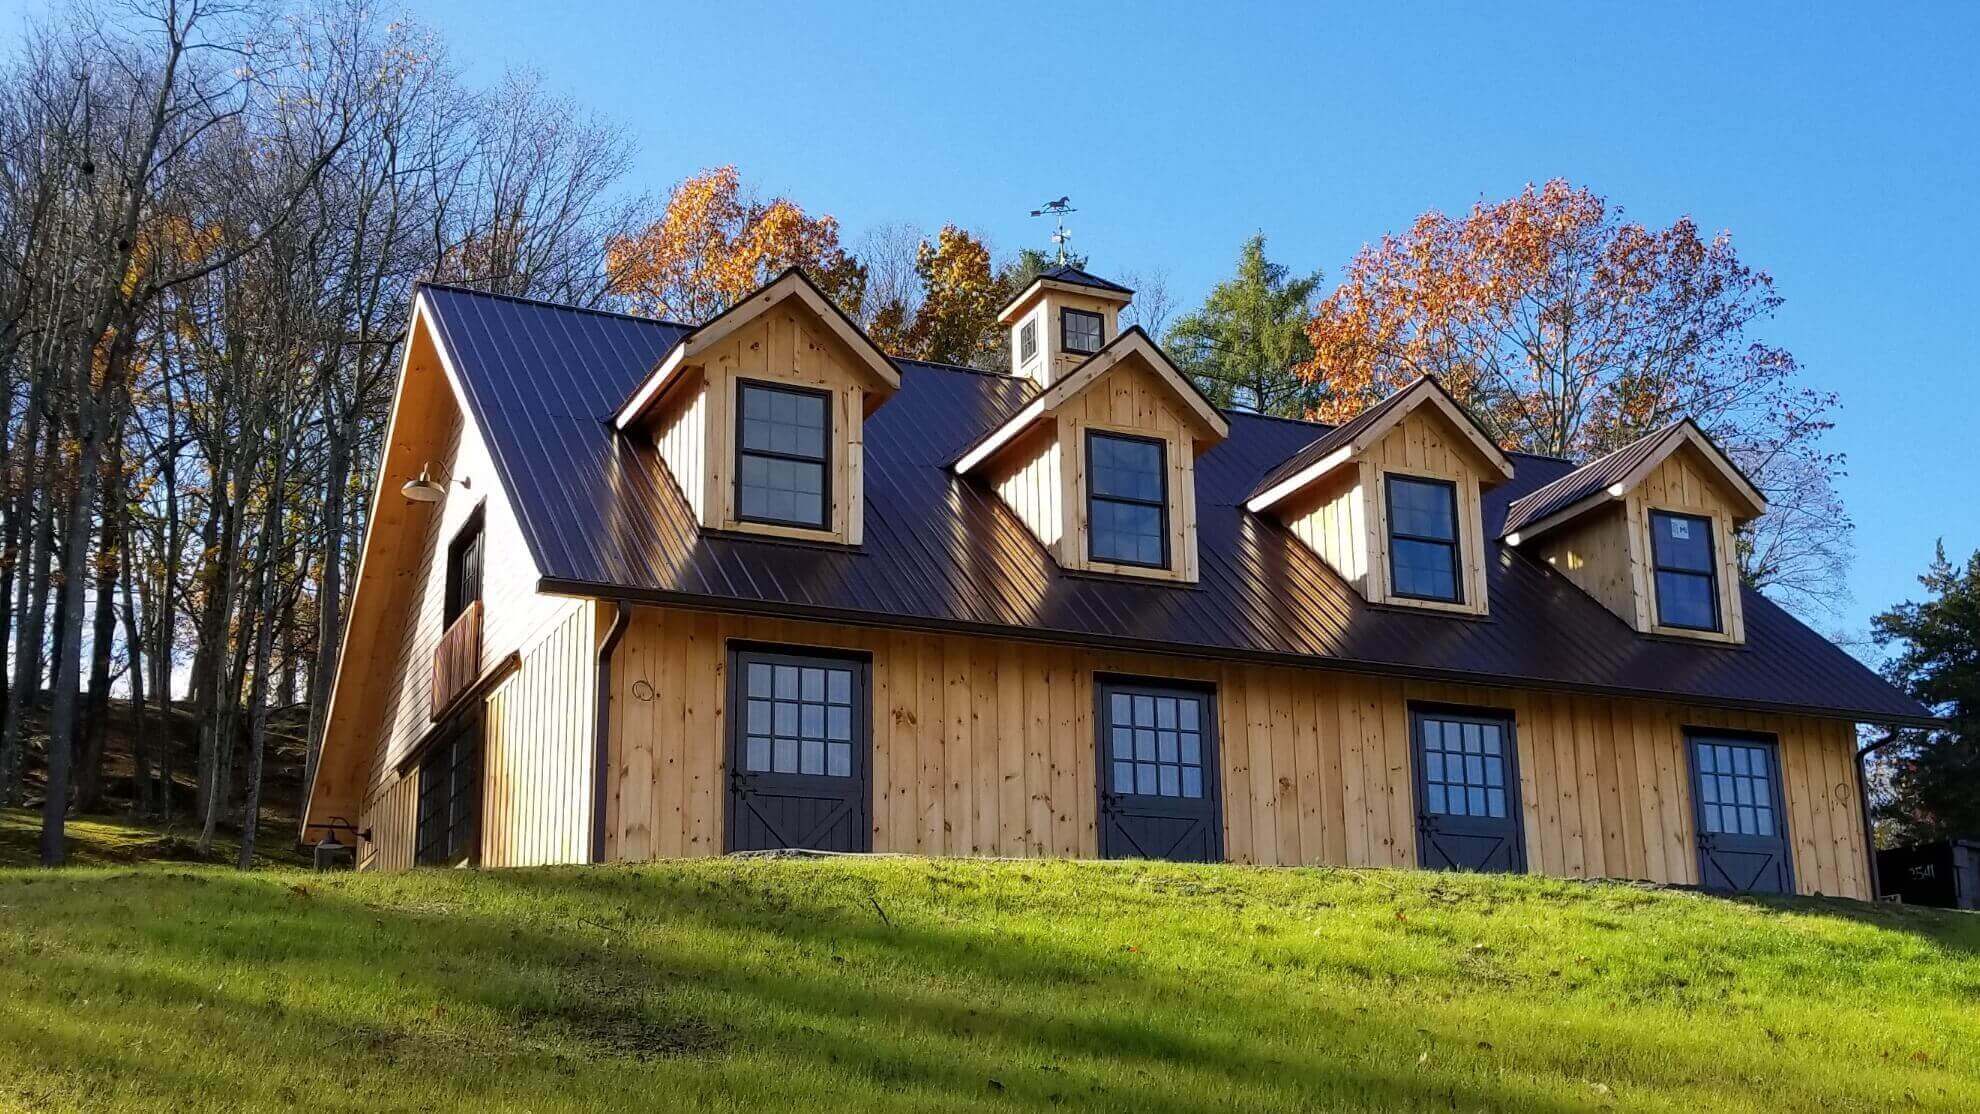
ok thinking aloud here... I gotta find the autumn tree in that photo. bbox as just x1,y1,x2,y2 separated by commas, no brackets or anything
1302,180,1850,615
606,165,865,322
1166,235,1321,416
898,225,1003,366
1871,545,1980,845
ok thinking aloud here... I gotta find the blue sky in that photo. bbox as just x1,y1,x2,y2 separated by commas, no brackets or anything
15,0,1978,644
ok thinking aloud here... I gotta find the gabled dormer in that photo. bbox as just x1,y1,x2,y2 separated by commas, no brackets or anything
997,265,1135,390
1246,377,1515,616
615,269,900,546
1502,420,1766,644
956,312,1228,584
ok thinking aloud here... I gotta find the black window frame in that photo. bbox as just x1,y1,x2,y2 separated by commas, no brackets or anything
1084,429,1171,570
442,505,485,627
415,711,481,867
1061,308,1104,355
1019,317,1038,363
1648,509,1721,632
733,378,833,531
1384,473,1463,604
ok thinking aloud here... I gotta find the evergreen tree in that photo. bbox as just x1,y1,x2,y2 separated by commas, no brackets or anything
1871,545,1980,844
1165,235,1322,416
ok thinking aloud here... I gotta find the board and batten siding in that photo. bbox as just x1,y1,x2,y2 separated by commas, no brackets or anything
602,606,1871,898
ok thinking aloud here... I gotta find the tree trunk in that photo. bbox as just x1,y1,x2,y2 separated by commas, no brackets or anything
75,474,122,814
118,529,152,816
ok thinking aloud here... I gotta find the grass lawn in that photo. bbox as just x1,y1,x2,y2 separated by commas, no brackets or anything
0,825,1973,1111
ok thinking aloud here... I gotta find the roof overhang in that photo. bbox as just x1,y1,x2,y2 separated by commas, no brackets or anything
996,275,1134,325
614,267,901,430
1502,421,1768,547
954,326,1228,474
1246,377,1515,514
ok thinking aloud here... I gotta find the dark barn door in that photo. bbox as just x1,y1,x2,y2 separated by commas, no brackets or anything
726,648,871,853
1097,681,1222,862
1689,734,1793,894
1412,708,1527,873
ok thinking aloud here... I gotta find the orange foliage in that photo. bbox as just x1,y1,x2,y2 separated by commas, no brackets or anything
606,166,864,322
1300,179,1804,462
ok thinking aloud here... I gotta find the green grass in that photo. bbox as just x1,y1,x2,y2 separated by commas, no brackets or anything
0,807,307,870
0,827,1974,1110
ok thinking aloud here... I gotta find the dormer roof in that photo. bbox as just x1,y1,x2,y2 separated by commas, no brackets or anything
1245,376,1515,513
1500,419,1767,546
614,267,901,430
952,325,1228,474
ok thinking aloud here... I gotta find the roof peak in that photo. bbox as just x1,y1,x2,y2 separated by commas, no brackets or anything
417,280,695,330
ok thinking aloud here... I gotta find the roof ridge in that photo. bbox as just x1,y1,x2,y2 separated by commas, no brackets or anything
418,280,697,330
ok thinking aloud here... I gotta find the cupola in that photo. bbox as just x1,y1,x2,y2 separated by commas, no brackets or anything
996,265,1135,390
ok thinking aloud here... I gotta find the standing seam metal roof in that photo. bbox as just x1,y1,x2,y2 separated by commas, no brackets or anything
415,282,1932,726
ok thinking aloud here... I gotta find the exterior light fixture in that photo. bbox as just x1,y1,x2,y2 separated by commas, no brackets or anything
401,464,445,503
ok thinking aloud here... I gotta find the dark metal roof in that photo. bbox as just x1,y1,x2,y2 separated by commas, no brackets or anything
1500,422,1686,537
417,282,1933,726
1500,419,1765,539
1246,376,1505,502
1036,264,1134,295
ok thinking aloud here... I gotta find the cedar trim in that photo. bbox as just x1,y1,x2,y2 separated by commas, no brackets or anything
535,575,1945,729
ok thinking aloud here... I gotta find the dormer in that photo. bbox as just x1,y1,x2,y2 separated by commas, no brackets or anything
615,269,900,546
956,320,1228,584
1246,377,1515,616
1502,420,1766,644
997,265,1135,390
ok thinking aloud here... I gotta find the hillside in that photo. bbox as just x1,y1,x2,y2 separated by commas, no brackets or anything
1,844,1974,1112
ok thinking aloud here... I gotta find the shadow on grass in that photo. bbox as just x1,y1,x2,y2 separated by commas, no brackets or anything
0,866,1596,1112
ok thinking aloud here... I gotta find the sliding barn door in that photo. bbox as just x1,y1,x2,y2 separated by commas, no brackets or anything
726,648,871,853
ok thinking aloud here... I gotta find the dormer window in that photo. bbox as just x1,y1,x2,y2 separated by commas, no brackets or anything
1088,431,1169,568
736,379,830,529
1020,319,1038,363
1386,474,1461,603
1649,510,1719,632
1062,309,1103,355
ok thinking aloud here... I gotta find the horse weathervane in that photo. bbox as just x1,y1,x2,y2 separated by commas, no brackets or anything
1028,197,1077,265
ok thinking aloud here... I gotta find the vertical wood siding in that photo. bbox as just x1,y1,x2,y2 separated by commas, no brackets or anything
1057,360,1204,583
482,601,599,867
604,607,1871,898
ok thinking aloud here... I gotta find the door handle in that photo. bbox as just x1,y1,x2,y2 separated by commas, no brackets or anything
729,771,751,797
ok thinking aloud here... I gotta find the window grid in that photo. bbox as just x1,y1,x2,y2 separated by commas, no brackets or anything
1386,475,1462,603
1020,318,1038,362
1696,741,1776,838
1086,431,1169,568
1650,510,1720,631
415,723,478,866
1105,689,1207,800
742,660,856,778
736,380,830,529
1419,716,1509,819
1062,308,1103,355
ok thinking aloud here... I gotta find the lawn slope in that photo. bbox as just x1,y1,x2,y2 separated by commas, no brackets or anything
1,850,1974,1112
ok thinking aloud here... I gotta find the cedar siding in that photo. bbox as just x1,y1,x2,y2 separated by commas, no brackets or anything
597,605,1871,898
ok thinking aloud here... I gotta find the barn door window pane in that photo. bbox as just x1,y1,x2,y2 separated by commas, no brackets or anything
1103,686,1207,800
1386,475,1461,602
1418,714,1509,819
1650,511,1720,631
737,381,830,529
1696,740,1776,838
741,658,857,778
1087,432,1169,568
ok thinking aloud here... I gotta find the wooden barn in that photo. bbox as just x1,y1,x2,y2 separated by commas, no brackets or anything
302,265,1932,898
